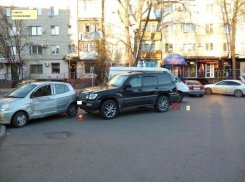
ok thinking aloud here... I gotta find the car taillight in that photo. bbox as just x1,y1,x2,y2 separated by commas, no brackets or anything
176,86,178,92
200,86,205,90
189,86,194,90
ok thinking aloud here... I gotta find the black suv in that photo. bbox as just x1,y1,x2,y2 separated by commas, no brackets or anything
77,71,179,119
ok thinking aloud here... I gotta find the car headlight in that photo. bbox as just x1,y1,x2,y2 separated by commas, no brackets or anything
86,94,98,100
1,102,9,111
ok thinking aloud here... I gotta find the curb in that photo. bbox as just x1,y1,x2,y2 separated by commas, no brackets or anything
0,125,6,146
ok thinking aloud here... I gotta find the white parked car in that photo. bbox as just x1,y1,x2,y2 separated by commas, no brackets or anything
0,82,78,128
204,80,245,97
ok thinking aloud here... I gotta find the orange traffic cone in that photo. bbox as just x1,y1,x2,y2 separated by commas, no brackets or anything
77,112,85,122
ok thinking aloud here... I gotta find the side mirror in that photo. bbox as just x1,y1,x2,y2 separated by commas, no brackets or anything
124,83,132,89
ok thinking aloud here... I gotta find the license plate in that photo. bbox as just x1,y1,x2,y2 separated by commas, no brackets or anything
77,101,82,105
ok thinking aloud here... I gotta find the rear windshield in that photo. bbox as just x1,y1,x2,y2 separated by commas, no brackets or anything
186,81,202,86
5,84,37,98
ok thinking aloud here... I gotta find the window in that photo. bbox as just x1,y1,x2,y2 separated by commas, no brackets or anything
206,24,213,33
165,43,173,53
129,77,142,87
85,25,90,32
29,26,43,35
30,64,43,74
223,43,230,51
84,0,97,12
51,26,59,35
11,46,18,55
183,43,196,52
50,6,58,15
183,23,196,32
52,63,60,74
157,74,172,84
30,45,43,55
241,23,245,32
224,24,232,33
206,3,213,12
164,24,173,33
67,6,71,15
164,5,173,14
68,25,72,35
68,44,75,53
142,44,155,51
226,81,240,86
29,7,42,15
5,7,11,16
105,25,111,34
206,43,214,51
143,76,157,86
51,45,59,55
216,81,226,85
10,27,17,36
33,85,51,97
241,43,245,51
55,84,69,94
146,24,157,32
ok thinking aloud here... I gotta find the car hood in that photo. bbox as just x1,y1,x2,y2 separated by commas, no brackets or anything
80,85,118,93
0,97,21,104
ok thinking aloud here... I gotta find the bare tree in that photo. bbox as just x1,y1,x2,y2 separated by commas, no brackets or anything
0,6,30,80
216,0,245,79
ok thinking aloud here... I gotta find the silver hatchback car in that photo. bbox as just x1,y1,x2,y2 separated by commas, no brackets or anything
0,82,78,128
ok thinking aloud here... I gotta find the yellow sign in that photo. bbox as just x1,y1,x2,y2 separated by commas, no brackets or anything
186,105,190,111
11,10,37,20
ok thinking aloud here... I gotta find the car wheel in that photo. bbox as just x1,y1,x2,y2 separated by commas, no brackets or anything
100,100,118,119
234,90,243,97
67,103,78,117
178,92,183,102
12,111,28,128
154,95,169,112
205,88,212,95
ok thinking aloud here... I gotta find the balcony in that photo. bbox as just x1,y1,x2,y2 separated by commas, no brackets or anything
80,32,102,41
142,32,161,40
141,50,162,59
79,51,97,60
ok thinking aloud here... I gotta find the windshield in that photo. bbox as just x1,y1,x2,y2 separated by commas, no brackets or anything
106,74,129,87
5,84,37,98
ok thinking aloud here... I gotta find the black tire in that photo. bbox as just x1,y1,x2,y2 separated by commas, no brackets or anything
178,92,183,102
12,111,28,128
205,88,212,95
100,100,118,119
234,90,243,97
154,95,169,112
67,103,78,117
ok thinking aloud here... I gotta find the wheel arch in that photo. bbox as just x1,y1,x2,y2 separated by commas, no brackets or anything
11,110,29,124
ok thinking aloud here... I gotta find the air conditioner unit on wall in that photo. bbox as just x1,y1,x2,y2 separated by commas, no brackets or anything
41,44,47,48
48,12,53,17
45,62,50,67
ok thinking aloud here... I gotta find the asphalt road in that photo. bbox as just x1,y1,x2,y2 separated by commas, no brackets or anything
0,94,245,182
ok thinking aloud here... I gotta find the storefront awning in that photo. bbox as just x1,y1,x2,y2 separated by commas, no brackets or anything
165,54,186,65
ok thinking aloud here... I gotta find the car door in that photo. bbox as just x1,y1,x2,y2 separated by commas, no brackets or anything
213,81,227,94
53,83,71,113
121,76,144,106
225,81,240,94
30,84,57,117
142,75,159,104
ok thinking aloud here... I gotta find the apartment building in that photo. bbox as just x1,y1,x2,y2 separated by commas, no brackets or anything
161,0,245,80
0,0,78,80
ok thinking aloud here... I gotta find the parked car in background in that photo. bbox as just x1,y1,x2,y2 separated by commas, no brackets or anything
15,79,37,88
77,71,180,119
204,80,245,97
183,80,205,97
0,82,78,128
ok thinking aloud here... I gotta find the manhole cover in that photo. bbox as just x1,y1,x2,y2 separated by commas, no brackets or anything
44,131,72,139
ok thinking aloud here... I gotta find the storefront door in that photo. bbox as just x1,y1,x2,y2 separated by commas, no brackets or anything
206,64,214,78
